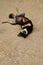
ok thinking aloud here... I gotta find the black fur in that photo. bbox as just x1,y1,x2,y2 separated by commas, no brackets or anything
18,19,33,38
9,13,14,19
9,13,33,38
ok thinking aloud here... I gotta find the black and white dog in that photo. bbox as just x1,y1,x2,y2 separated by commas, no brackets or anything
18,17,33,38
9,13,33,38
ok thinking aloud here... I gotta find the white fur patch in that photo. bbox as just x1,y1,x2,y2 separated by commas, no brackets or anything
21,29,28,35
9,18,16,24
22,23,31,28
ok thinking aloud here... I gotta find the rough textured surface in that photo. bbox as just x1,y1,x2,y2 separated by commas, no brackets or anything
0,0,43,65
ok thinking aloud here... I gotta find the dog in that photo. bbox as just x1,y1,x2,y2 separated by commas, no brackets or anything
9,13,33,38
2,13,33,38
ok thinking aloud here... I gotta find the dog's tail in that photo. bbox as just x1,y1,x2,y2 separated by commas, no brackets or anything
16,7,19,13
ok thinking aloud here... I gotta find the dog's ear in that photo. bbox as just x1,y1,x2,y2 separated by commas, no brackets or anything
17,29,27,38
18,32,27,38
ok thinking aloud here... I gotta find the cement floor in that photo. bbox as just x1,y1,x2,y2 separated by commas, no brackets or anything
0,0,43,65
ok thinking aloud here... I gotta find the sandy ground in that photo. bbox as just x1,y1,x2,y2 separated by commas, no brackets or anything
0,0,43,65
